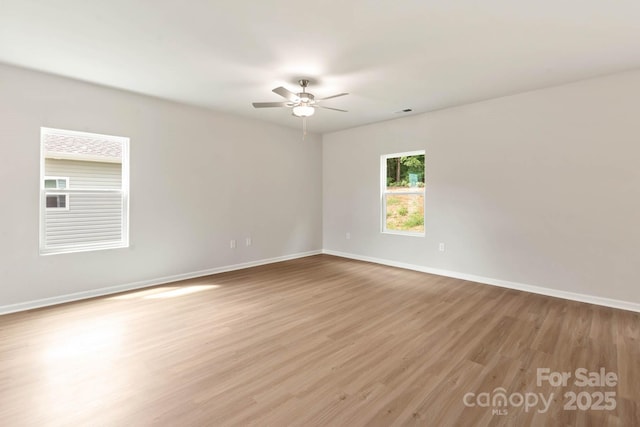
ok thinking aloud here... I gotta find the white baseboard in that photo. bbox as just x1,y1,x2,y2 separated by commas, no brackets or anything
322,249,640,313
0,250,322,315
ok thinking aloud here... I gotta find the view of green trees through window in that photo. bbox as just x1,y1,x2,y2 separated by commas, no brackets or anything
384,153,425,233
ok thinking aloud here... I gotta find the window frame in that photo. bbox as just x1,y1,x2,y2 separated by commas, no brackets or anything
44,176,69,211
44,177,69,189
45,193,69,211
380,150,426,237
39,127,130,255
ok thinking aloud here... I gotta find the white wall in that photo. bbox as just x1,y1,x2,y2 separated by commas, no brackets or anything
0,63,322,309
323,70,640,305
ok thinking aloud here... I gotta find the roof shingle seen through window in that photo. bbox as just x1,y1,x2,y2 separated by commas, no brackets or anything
44,133,122,161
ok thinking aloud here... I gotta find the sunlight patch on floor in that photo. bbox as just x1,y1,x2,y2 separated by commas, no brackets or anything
110,285,219,300
145,285,219,299
43,317,124,361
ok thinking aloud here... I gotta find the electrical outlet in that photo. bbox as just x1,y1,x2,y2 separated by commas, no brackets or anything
246,237,252,246
346,232,351,240
439,242,445,252
230,239,236,249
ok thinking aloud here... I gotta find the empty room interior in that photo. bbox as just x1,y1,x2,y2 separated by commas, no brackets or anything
1,1,639,426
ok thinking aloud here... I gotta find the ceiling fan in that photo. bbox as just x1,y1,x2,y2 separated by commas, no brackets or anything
252,79,348,117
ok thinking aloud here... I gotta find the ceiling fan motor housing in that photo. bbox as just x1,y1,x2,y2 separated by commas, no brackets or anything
297,92,314,103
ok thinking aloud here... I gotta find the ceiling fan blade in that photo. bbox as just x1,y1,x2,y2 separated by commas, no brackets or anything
318,93,348,101
272,87,299,102
319,106,348,112
252,102,291,108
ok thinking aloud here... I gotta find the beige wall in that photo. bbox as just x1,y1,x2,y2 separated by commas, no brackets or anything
323,70,640,305
0,63,323,310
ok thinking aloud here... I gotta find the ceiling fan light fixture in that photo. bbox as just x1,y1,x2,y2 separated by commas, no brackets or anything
292,104,315,117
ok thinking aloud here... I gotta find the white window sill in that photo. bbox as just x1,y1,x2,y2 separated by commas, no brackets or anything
40,243,129,256
382,230,425,237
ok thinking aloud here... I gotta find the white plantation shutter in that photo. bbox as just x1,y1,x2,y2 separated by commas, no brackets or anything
40,128,129,255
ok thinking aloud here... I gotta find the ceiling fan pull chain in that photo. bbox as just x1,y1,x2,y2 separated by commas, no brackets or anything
302,117,307,140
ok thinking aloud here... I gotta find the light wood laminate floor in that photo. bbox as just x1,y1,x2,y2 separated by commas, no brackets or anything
1,255,638,426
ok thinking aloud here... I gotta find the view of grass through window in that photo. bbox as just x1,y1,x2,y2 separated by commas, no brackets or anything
384,153,425,233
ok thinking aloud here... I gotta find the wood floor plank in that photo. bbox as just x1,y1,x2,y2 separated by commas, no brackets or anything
0,254,637,426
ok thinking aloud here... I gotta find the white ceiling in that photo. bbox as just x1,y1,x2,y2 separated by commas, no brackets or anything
2,1,640,134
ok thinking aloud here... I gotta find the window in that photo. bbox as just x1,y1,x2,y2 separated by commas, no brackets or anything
46,194,67,209
44,177,68,210
44,177,68,189
40,128,129,255
381,150,425,235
